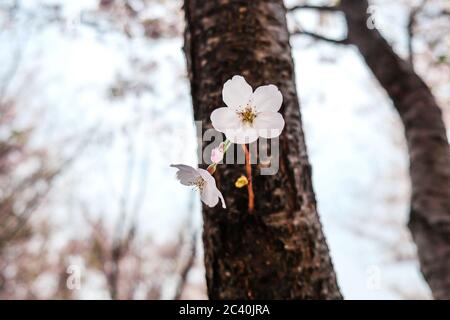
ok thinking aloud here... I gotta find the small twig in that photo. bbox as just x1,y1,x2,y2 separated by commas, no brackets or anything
288,3,347,46
407,0,427,69
291,30,349,45
241,144,254,214
173,232,197,300
287,4,339,12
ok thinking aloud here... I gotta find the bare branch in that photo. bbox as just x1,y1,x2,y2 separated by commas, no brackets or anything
291,30,349,45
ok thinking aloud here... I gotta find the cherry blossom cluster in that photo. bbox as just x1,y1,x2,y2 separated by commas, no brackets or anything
171,75,285,209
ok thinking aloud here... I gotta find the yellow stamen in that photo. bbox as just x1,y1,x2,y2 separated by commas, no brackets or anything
237,106,257,124
192,177,206,191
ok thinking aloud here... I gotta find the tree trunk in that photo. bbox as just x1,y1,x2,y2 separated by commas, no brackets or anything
183,0,342,299
341,0,450,299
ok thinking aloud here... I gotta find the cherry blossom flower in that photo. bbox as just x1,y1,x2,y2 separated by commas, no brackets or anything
210,75,285,144
170,164,226,208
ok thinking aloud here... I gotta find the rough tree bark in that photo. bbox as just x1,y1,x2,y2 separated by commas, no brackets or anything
183,0,342,299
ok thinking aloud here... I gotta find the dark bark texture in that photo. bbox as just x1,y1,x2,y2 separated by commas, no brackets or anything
184,0,342,299
341,0,450,299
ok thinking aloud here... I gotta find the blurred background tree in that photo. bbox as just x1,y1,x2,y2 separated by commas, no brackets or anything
289,0,450,299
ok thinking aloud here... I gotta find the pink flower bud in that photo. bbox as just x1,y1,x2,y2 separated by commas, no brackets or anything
211,143,225,163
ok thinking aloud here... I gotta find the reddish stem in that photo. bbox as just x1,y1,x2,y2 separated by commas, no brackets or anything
242,144,254,214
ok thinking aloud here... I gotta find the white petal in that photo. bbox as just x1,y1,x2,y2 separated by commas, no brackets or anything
253,112,285,138
217,189,226,208
200,186,219,207
197,168,215,184
222,75,253,110
250,84,283,112
225,127,259,144
197,169,224,208
170,164,199,186
210,107,241,133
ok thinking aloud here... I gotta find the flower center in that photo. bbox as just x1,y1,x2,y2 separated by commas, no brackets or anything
237,106,257,125
192,176,206,192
